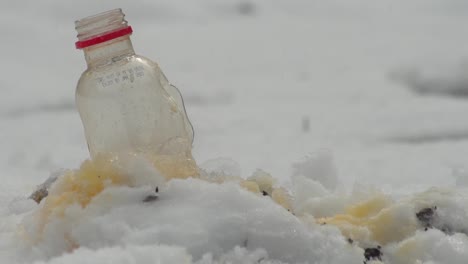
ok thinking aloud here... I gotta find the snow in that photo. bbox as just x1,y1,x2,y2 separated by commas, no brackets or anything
3,0,468,263
8,162,363,264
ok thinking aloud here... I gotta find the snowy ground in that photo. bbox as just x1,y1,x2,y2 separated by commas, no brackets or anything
3,0,468,263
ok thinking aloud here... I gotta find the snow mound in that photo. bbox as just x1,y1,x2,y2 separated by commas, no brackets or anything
3,154,468,264
11,154,362,264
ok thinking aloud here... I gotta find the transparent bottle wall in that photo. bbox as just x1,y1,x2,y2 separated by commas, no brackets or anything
76,55,194,158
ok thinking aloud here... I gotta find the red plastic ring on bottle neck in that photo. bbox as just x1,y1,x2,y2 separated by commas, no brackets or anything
75,26,133,49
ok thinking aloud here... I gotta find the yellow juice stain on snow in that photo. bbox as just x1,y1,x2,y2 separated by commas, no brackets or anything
199,167,293,211
37,156,126,229
240,180,261,193
391,237,422,264
238,174,292,212
28,151,293,250
150,154,199,180
19,156,128,248
318,194,418,245
36,153,199,231
347,194,390,218
271,188,293,212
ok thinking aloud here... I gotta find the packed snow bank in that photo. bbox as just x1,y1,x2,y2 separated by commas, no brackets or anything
23,180,361,263
1,153,468,264
8,154,362,264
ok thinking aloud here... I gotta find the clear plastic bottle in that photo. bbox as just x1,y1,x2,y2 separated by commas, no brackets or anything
74,9,194,159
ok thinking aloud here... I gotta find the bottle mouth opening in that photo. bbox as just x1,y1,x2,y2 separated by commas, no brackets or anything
75,8,132,49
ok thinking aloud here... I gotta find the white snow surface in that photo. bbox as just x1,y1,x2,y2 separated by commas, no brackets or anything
11,175,362,264
3,0,468,263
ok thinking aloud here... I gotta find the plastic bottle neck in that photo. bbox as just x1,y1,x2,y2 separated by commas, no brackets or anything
83,36,135,68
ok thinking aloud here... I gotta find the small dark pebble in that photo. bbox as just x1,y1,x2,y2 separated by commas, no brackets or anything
262,190,268,196
364,247,382,261
143,195,158,203
347,238,353,244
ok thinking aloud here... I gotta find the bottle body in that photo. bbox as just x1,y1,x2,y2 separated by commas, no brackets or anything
74,8,194,160
76,50,193,158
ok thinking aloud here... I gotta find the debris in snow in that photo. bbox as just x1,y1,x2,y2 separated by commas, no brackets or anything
142,187,159,203
414,206,455,235
29,187,48,204
364,246,382,262
416,206,437,230
29,174,59,203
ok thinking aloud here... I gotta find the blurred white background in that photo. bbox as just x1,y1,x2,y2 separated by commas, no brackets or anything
3,0,468,193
